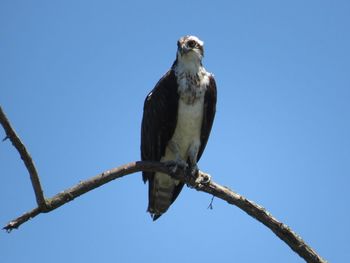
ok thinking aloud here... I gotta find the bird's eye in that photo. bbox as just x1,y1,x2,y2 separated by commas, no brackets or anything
187,40,196,48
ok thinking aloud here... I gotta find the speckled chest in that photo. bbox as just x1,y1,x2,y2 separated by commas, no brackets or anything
176,71,209,105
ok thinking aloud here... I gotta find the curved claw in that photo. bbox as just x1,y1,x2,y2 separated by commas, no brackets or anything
185,164,198,180
195,172,211,186
200,172,211,184
190,165,199,178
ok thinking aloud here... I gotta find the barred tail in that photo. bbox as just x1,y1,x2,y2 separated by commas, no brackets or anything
147,173,184,221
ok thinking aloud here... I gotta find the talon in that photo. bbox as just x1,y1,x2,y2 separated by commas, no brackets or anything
165,160,187,175
185,164,198,179
195,172,211,186
200,172,211,184
191,166,199,178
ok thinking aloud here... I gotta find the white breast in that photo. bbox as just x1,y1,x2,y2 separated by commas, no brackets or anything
155,65,209,189
163,68,210,161
171,96,204,159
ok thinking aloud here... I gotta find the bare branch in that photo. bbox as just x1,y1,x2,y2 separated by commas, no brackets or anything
3,207,41,233
2,161,326,263
1,106,326,262
196,179,327,263
0,106,46,208
2,161,168,230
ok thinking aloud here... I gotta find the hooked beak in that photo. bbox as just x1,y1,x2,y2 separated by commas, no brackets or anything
179,44,192,55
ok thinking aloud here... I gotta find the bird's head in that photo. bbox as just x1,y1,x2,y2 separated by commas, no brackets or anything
176,35,204,64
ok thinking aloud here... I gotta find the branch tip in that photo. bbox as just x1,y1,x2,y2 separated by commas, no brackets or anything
3,225,15,233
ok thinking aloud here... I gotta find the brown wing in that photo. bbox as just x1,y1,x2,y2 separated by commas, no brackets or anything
141,69,185,220
141,69,179,182
197,74,217,161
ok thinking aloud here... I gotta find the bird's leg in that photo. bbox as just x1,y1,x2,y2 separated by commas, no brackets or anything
164,141,187,175
187,143,211,186
186,143,200,185
186,162,199,181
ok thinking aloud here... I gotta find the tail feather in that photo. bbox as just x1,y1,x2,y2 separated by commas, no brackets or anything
151,213,162,221
147,173,184,220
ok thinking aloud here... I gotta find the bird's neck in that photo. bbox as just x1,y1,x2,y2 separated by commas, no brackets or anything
173,56,209,105
174,54,203,77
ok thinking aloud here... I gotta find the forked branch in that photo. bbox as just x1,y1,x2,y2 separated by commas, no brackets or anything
0,106,326,263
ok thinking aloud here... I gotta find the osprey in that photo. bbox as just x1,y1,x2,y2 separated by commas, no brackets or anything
141,35,217,220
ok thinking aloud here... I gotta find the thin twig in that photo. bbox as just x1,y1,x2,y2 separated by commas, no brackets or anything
207,195,215,209
2,161,326,263
0,106,46,208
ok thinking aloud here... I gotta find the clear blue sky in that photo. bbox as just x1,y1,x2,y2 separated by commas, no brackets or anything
1,1,349,262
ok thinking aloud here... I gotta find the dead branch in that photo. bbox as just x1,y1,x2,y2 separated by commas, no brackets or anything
0,106,46,208
2,161,168,230
0,106,326,263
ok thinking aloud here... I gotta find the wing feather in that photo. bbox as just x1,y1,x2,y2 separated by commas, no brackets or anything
141,70,179,182
197,74,217,161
